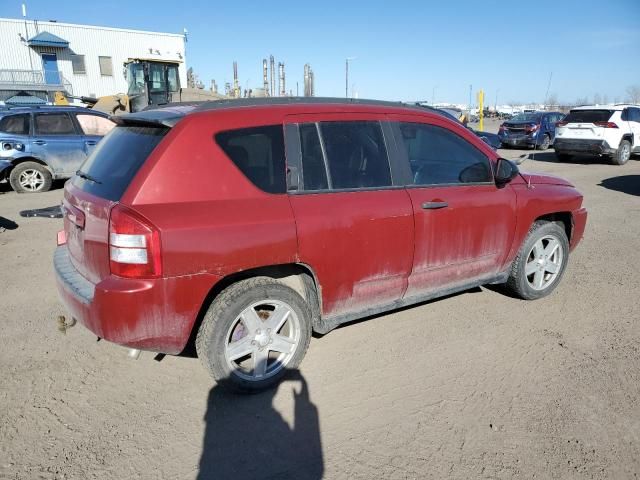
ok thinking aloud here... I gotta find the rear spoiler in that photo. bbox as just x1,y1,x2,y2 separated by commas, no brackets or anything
110,105,196,128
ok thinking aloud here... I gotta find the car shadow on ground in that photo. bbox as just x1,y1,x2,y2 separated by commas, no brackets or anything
518,151,635,165
0,216,18,230
599,175,640,197
197,370,323,480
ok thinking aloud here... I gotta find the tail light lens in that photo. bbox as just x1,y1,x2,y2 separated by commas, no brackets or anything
556,121,567,127
594,121,618,128
525,123,540,133
499,124,507,132
109,205,162,278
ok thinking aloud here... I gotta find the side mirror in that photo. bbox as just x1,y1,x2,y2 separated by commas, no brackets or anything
495,158,519,187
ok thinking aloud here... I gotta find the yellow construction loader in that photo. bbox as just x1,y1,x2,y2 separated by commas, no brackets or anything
55,59,224,114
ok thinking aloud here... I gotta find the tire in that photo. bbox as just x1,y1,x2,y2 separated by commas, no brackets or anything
538,134,550,150
505,221,569,300
612,139,631,165
9,161,52,193
555,152,572,162
196,277,312,393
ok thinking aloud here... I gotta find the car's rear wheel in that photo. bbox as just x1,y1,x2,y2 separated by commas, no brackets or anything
538,134,550,150
555,152,572,162
196,277,312,392
505,221,569,300
9,161,52,193
612,139,631,165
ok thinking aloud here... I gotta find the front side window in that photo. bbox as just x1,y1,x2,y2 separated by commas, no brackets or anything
75,114,116,136
399,122,492,186
319,121,391,189
34,113,76,135
0,114,30,135
216,125,286,194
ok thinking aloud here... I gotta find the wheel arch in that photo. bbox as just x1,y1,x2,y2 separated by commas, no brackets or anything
10,156,53,173
183,263,322,354
534,211,573,242
621,134,633,146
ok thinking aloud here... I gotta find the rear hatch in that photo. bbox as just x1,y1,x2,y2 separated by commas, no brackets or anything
63,124,168,284
556,109,614,140
502,114,541,136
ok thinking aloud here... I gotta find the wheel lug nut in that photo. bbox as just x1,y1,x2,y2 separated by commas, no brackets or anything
256,329,261,334
267,328,271,333
251,340,256,346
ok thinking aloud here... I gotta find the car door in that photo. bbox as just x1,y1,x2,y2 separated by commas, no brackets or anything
628,108,640,151
390,114,518,299
285,113,414,320
73,112,116,157
32,112,86,177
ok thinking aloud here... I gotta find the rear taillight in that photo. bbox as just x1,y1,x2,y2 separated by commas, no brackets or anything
525,123,540,133
556,121,567,127
594,121,618,128
499,124,506,131
108,205,161,278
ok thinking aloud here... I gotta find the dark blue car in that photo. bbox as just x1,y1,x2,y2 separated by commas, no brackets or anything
0,106,115,193
498,111,564,150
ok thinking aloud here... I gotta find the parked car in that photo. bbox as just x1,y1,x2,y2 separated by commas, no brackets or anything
0,106,115,193
554,104,640,165
498,111,564,149
54,98,587,392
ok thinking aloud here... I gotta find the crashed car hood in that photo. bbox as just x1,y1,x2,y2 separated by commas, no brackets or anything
519,171,574,187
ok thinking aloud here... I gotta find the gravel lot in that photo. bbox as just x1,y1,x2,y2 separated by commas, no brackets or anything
1,122,639,479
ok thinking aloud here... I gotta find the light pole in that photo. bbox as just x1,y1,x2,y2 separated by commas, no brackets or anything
345,57,356,98
494,89,499,112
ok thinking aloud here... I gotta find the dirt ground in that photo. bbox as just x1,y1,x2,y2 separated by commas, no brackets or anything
1,122,639,479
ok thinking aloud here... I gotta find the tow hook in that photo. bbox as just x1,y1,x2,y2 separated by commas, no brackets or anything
57,315,76,334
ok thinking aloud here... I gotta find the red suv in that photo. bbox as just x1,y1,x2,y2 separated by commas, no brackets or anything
54,98,587,391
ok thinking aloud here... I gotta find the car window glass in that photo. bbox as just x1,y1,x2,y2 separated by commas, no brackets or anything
299,123,328,190
76,114,116,136
216,125,286,194
564,110,613,124
319,121,391,189
34,113,76,135
0,114,30,135
398,122,492,186
630,108,640,122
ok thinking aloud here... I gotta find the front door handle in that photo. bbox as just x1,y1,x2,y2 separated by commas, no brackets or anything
33,140,46,145
85,141,97,146
422,201,448,210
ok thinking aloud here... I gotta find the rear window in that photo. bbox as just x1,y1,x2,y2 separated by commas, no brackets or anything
510,113,541,122
72,126,167,201
0,114,30,135
563,110,613,124
216,125,286,194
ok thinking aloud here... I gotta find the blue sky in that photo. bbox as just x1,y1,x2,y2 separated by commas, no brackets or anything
2,0,639,104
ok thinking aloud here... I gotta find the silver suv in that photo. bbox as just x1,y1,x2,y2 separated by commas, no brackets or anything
554,104,640,165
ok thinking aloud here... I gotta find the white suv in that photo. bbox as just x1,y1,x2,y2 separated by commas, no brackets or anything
554,104,640,165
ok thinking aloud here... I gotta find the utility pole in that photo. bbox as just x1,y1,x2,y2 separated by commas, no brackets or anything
345,57,356,98
469,84,472,110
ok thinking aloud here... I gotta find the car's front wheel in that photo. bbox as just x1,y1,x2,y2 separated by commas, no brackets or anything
9,161,52,193
196,277,312,392
506,221,569,300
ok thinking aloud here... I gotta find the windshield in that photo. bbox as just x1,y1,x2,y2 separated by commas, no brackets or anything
72,126,168,201
510,113,541,122
563,109,613,124
126,63,146,96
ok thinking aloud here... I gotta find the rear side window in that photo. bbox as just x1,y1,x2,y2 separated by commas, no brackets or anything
319,121,391,189
0,114,30,135
72,126,167,201
399,122,492,185
216,125,286,194
563,110,613,124
34,113,76,135
299,123,328,190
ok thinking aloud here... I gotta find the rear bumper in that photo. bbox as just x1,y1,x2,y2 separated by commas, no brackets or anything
570,207,588,251
554,138,615,156
54,245,220,354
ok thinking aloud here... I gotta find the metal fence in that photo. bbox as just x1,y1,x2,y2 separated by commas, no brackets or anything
0,69,72,94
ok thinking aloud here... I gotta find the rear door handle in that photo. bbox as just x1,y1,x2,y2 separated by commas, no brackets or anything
33,140,46,145
422,201,448,210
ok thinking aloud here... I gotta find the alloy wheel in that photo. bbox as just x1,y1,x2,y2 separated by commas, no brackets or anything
525,235,564,291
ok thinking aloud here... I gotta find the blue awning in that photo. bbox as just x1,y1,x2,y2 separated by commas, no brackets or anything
27,31,69,48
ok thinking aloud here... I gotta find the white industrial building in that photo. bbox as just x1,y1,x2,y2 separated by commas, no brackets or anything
0,17,187,104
